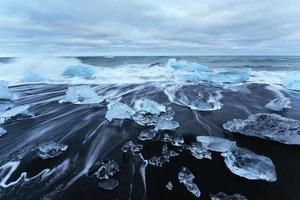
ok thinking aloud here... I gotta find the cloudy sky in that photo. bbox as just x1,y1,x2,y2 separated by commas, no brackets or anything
0,0,300,56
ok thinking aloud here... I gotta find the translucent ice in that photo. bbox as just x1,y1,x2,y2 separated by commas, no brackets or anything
167,58,210,73
132,110,160,126
196,136,236,153
223,113,300,145
59,85,103,105
208,69,250,84
166,181,173,190
154,119,179,131
188,143,212,159
0,105,34,123
134,98,166,114
95,160,119,180
105,102,135,121
37,141,68,159
210,192,248,200
282,71,300,90
21,72,46,83
178,167,201,198
63,64,96,79
265,97,291,111
138,129,157,141
0,127,7,137
222,146,277,182
0,81,13,100
121,140,143,154
164,85,222,111
149,144,179,167
160,134,185,147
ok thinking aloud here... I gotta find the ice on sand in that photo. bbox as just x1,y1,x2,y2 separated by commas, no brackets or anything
223,113,300,145
134,98,166,114
178,167,201,198
37,141,68,159
138,129,157,141
105,102,135,121
60,85,104,105
0,105,34,123
149,144,179,167
265,97,291,111
188,142,212,159
121,140,143,155
196,136,236,153
166,181,173,190
222,146,277,182
154,118,179,131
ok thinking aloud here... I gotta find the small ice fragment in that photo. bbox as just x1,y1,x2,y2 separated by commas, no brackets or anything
0,105,34,123
138,129,157,141
98,178,119,190
265,98,291,111
166,181,173,190
0,127,7,137
189,143,212,159
105,102,135,121
149,144,179,167
222,146,277,182
178,167,201,198
132,110,160,126
0,81,13,100
37,141,68,159
155,119,179,131
59,85,103,105
121,140,143,154
95,160,119,180
223,113,300,145
63,64,96,79
210,192,248,200
196,136,236,153
282,71,300,90
134,98,166,114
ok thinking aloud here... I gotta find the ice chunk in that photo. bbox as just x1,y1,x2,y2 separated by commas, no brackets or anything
37,141,68,159
132,110,160,126
149,144,179,167
154,119,179,131
282,71,300,90
134,98,166,114
196,136,236,153
222,146,277,182
121,140,143,155
21,72,46,83
210,192,247,200
167,58,210,72
164,85,222,111
0,81,13,100
0,127,7,137
0,105,34,123
105,102,135,121
265,98,291,111
166,181,173,190
59,85,103,105
95,160,119,180
138,129,157,141
209,69,250,84
188,143,212,159
98,178,119,190
63,64,96,79
160,134,185,147
223,113,300,145
178,167,201,198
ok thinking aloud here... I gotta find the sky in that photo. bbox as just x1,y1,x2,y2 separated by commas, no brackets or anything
0,0,300,56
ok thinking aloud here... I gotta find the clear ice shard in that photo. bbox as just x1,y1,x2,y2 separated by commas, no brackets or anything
264,97,291,111
164,85,222,111
0,81,13,100
188,143,212,159
166,181,173,190
196,136,236,153
178,167,201,198
223,113,300,145
121,140,143,154
105,102,135,121
210,192,248,200
132,107,175,126
282,71,300,91
149,144,179,167
0,105,34,123
37,141,68,159
98,178,119,190
63,64,96,79
134,98,166,114
59,85,104,105
138,129,157,141
0,127,7,137
95,160,119,180
154,119,179,131
222,146,277,182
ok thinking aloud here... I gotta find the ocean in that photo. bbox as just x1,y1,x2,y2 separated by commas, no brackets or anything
0,56,300,200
